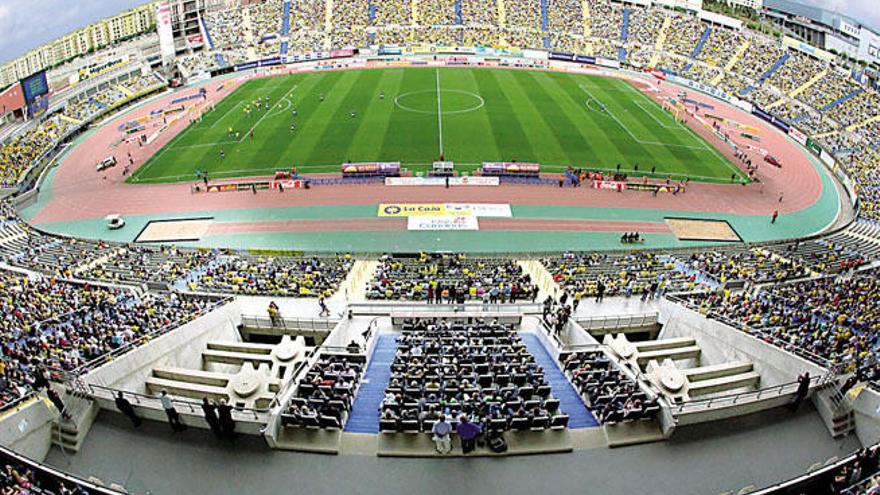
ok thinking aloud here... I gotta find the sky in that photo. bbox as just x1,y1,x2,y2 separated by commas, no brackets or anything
0,0,877,65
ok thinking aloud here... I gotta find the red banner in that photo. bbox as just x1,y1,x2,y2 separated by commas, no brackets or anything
592,180,627,191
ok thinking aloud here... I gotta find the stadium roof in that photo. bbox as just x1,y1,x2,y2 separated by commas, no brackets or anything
764,0,880,38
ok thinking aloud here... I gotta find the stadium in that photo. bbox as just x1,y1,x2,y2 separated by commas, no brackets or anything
0,0,878,493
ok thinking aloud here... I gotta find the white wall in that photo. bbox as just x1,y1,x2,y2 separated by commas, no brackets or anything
0,399,56,461
660,299,826,387
84,301,243,392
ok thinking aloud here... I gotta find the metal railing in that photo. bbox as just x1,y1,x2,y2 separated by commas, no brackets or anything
240,314,339,331
671,373,829,416
0,445,122,494
751,444,880,494
350,302,542,315
85,383,270,422
0,392,38,416
577,311,659,331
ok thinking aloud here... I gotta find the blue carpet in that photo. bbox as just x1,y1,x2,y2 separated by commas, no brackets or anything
520,333,598,428
344,334,398,433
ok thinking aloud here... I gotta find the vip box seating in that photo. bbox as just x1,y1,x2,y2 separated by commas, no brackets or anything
367,253,537,302
282,352,366,429
379,318,570,433
560,350,660,424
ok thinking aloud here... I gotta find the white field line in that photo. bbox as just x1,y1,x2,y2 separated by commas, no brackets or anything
632,100,682,130
436,68,444,157
209,101,243,129
622,82,746,179
578,83,704,151
239,84,298,142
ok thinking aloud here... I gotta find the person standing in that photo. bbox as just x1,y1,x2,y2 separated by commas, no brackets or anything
160,390,186,431
318,295,330,317
790,372,811,412
115,392,142,428
47,389,71,421
771,210,779,224
217,399,235,439
431,415,453,454
201,398,223,438
456,415,482,454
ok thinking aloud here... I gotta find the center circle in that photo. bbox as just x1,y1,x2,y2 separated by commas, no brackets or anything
394,90,485,115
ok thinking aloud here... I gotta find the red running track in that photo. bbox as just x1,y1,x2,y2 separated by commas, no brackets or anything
30,66,825,228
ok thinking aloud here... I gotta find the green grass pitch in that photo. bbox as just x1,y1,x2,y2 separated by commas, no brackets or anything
128,67,748,184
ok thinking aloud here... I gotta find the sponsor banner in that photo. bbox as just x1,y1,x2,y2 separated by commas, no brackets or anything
207,184,239,193
751,106,790,133
451,176,499,186
343,162,401,175
595,57,620,69
384,177,501,187
378,203,511,217
270,179,305,189
819,149,836,168
627,183,685,193
385,177,446,186
789,126,808,146
592,180,627,191
446,203,511,217
783,36,835,62
379,204,453,217
156,1,175,63
481,162,540,174
408,215,479,231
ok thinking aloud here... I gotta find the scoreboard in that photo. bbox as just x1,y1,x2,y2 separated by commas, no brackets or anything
21,71,48,103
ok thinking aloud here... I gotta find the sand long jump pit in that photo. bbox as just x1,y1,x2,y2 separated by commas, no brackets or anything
665,217,742,242
135,218,214,243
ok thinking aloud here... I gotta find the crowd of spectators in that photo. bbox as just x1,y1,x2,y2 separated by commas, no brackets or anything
1,449,93,494
0,270,220,409
674,247,811,284
193,254,352,297
562,350,659,424
543,251,699,300
367,253,536,302
683,270,880,383
0,116,77,187
379,318,569,433
284,352,365,428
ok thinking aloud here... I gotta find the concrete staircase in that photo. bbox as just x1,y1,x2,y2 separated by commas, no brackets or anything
813,380,856,438
51,387,99,454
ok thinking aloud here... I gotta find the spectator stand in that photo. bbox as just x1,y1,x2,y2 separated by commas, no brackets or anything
0,444,123,494
276,348,368,452
373,313,579,456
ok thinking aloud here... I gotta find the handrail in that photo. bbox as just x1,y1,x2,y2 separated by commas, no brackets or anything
671,373,829,416
85,383,270,420
0,444,123,494
240,314,339,331
751,444,880,494
576,311,659,330
350,302,542,314
0,392,38,415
